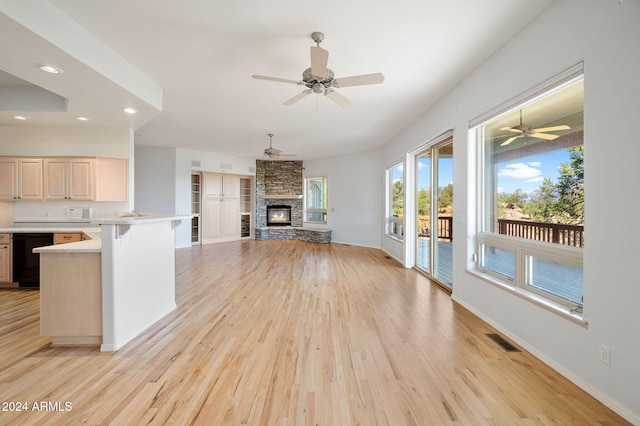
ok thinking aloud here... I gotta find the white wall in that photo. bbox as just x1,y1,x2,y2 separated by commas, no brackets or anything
100,219,177,351
304,149,382,248
134,146,177,214
0,126,132,220
380,0,640,422
134,146,257,248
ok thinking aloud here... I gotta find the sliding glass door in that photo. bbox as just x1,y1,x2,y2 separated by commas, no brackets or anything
415,138,453,288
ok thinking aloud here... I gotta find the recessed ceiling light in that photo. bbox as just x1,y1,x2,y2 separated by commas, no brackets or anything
77,116,90,121
124,107,137,114
13,115,28,120
39,64,64,74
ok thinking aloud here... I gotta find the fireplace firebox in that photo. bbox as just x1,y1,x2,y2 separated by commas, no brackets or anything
267,205,292,226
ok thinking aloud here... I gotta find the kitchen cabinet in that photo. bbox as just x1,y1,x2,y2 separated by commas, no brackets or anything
0,158,43,201
44,157,128,202
39,251,102,346
0,233,11,283
54,233,83,245
1,156,127,202
44,158,94,200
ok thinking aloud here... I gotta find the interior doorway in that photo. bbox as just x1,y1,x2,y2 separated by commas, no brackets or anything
415,136,453,289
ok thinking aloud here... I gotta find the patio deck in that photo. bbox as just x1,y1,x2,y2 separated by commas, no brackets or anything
416,238,583,305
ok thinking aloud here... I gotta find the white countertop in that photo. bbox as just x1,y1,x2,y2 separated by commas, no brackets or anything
1,214,191,254
91,213,192,225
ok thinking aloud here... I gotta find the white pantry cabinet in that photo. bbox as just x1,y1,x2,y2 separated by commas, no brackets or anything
201,172,241,244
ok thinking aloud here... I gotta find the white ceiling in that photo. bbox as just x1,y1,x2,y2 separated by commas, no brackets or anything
0,0,554,160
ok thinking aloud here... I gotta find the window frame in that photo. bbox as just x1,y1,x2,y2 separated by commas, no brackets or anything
304,176,328,224
386,162,404,241
473,64,584,313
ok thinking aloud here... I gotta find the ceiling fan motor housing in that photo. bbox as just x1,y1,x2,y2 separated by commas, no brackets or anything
302,68,335,93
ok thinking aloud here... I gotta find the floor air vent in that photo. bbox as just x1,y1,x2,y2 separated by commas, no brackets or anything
486,333,520,352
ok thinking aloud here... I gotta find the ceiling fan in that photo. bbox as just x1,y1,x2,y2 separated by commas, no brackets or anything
252,32,384,107
499,110,570,146
262,133,296,158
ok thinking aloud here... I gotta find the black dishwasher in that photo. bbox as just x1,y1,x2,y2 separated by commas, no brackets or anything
12,233,54,288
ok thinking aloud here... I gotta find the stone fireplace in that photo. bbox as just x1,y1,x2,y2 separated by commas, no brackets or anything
266,205,292,226
254,160,331,243
255,160,303,228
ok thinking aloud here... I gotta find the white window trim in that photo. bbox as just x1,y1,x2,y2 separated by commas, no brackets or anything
473,64,585,316
304,176,327,224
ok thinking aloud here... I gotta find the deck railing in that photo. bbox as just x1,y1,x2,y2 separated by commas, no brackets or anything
417,216,453,241
497,219,584,248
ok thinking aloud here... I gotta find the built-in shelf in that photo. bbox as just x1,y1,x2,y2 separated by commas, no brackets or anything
259,194,303,200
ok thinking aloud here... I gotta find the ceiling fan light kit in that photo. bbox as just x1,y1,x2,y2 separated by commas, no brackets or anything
252,31,384,108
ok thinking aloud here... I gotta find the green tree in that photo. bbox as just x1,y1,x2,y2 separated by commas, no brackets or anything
498,189,528,208
417,187,430,216
555,146,584,224
392,179,404,216
523,146,584,224
438,183,453,211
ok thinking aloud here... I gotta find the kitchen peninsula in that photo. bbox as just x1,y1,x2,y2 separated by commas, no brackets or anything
32,214,190,351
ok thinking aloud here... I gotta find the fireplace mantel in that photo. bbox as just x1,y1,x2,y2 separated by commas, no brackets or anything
259,194,303,200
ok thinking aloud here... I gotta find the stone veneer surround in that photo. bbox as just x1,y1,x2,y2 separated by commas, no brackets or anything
255,160,303,228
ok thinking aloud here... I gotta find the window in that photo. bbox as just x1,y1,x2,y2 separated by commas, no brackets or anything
386,163,404,240
474,65,584,311
304,176,327,223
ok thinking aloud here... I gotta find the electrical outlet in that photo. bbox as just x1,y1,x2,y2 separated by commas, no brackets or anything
598,344,611,365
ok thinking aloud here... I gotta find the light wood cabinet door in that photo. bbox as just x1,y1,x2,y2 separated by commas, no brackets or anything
94,158,127,201
45,158,95,200
17,159,43,200
202,197,223,241
44,159,68,200
222,175,240,197
0,159,18,200
68,159,95,200
201,197,240,243
221,198,239,238
0,234,11,283
203,173,223,197
202,173,240,197
0,158,43,201
54,233,83,245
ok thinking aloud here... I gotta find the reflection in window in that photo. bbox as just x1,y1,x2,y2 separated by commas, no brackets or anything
475,66,584,310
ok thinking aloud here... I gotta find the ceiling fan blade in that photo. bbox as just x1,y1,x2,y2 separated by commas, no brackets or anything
252,75,300,85
334,73,385,88
310,46,329,77
500,136,518,146
500,127,524,133
325,90,353,107
530,132,559,141
283,90,311,105
532,125,570,133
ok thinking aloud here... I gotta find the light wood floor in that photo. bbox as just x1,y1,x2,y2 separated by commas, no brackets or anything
0,240,628,425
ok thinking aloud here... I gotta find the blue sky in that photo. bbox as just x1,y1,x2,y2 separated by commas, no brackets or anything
496,149,571,194
417,157,453,190
403,149,570,195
